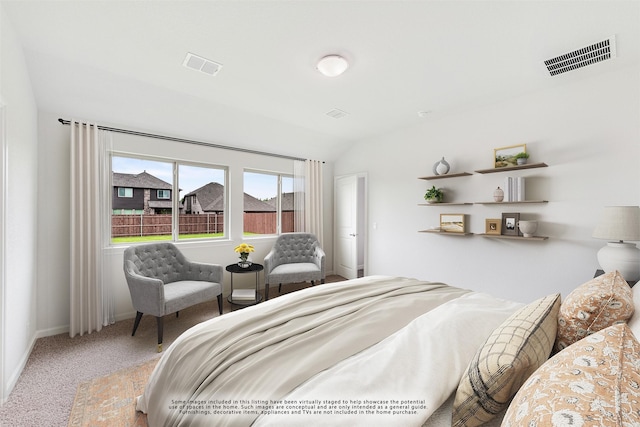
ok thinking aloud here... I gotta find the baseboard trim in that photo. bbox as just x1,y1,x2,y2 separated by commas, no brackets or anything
3,332,37,403
35,311,138,340
35,325,68,339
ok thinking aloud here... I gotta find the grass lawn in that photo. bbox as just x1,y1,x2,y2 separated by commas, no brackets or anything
112,233,224,244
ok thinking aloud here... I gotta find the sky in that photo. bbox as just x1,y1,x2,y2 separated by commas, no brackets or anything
112,156,292,200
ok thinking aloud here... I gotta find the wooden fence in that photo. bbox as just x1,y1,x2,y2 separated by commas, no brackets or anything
242,212,294,234
112,214,223,237
112,212,294,237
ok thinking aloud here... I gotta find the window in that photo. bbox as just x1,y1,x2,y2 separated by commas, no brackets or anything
111,155,227,243
243,170,293,235
118,187,133,198
178,164,226,240
281,175,294,233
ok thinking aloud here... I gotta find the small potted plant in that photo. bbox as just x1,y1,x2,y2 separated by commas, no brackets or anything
424,185,444,203
514,152,530,165
234,242,255,268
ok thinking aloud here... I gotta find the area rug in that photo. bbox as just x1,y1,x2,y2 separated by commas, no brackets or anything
68,358,159,427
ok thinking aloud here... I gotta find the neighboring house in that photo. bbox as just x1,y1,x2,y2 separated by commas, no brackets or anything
183,182,274,214
243,193,276,213
112,171,181,214
182,182,225,214
265,192,300,233
265,192,296,211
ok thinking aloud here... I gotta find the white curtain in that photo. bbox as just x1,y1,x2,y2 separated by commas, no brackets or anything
69,120,113,337
293,160,306,232
293,159,323,246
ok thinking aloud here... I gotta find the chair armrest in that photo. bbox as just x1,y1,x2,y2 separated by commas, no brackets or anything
124,261,165,316
183,261,223,283
264,248,277,278
313,246,326,278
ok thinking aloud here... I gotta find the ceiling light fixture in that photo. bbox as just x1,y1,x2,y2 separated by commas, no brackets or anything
316,55,349,77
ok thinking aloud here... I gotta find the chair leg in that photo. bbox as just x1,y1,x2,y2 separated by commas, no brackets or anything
265,284,270,301
278,283,282,293
176,311,179,318
311,280,315,286
321,279,325,284
217,294,223,315
156,316,163,353
132,311,143,336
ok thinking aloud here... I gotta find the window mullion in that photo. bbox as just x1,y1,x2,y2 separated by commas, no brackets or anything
172,163,178,241
277,175,282,234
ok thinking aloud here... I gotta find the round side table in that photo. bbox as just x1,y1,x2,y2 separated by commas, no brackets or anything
226,263,264,305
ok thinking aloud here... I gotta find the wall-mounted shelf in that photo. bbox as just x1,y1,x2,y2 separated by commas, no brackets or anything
418,160,550,238
418,200,548,205
477,233,548,241
474,163,548,174
418,172,472,180
475,200,548,205
419,230,474,236
422,231,548,240
418,202,473,206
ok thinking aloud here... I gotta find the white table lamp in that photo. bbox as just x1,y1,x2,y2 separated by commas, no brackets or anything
592,206,640,281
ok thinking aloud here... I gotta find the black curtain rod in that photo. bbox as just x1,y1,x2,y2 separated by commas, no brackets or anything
58,118,308,162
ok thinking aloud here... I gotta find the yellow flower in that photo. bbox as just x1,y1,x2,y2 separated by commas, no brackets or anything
234,243,255,253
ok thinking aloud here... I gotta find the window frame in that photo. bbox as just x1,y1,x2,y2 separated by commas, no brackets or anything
175,161,228,241
117,187,133,198
243,169,293,236
110,152,229,245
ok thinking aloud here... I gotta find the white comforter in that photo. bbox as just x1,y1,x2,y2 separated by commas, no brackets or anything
136,276,522,426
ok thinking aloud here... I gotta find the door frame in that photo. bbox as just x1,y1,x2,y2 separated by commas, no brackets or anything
0,102,6,403
333,172,368,279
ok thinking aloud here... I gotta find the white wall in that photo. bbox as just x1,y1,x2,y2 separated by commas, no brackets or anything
36,110,334,332
0,4,39,402
335,65,640,304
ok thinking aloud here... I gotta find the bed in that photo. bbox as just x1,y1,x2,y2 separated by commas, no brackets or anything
136,272,640,426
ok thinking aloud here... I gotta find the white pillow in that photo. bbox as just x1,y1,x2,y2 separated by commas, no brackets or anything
627,284,640,337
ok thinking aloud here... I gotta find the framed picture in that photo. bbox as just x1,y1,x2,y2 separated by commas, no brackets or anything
485,218,502,235
440,213,466,233
501,212,521,236
494,144,526,168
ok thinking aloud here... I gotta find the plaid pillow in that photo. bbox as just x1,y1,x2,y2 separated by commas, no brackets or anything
452,293,560,427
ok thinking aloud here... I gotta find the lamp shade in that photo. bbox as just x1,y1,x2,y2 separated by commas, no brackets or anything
593,206,640,282
592,206,640,242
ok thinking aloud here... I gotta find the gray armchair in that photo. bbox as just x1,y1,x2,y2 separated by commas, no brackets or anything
264,232,325,300
123,242,223,352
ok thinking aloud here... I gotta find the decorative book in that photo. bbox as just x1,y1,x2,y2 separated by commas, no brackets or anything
232,289,256,300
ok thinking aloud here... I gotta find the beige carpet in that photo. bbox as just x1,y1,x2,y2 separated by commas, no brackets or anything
59,276,344,427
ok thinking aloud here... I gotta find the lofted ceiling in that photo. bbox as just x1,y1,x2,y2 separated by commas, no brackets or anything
2,1,639,160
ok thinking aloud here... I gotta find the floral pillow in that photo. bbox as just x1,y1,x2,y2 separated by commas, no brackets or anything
502,323,640,426
626,283,640,338
554,270,633,352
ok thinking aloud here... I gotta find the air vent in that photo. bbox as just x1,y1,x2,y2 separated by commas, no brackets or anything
544,36,616,76
183,52,222,76
326,109,348,119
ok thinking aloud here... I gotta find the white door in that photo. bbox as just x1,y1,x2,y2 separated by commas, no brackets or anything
334,175,358,279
